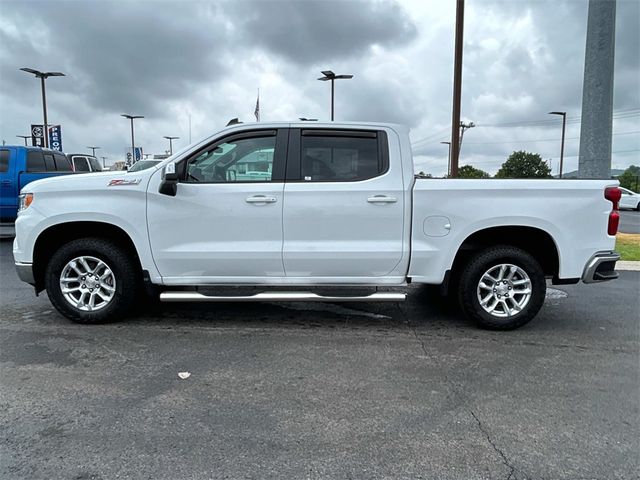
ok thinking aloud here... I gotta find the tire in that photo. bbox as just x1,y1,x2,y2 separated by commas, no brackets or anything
458,246,546,330
635,202,640,212
44,237,139,324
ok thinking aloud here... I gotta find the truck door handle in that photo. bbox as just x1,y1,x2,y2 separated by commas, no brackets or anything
367,195,398,204
245,195,277,204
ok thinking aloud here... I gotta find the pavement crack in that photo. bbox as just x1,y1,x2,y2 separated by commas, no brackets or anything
470,410,519,480
397,302,430,358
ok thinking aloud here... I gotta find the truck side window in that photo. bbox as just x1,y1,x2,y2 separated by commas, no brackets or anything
54,153,73,171
186,135,276,183
27,151,46,172
88,157,102,171
74,157,90,172
0,150,8,172
300,134,382,182
44,153,56,171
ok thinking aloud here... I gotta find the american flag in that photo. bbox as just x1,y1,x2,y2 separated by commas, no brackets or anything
254,90,260,122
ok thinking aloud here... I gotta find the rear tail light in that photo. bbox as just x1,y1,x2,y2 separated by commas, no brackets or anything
605,186,621,236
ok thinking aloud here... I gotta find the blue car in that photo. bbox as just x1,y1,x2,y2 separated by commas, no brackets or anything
0,146,75,222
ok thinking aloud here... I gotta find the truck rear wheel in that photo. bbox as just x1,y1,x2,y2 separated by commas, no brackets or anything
458,246,546,330
44,237,138,324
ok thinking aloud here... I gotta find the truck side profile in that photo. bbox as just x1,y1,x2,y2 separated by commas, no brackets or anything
13,122,621,330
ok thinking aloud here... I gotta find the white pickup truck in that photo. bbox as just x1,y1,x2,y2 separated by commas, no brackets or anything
13,122,622,330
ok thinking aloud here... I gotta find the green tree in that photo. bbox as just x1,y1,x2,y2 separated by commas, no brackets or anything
458,164,490,179
617,165,640,191
495,151,552,179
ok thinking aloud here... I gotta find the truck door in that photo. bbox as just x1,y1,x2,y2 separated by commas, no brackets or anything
147,129,288,283
0,149,16,221
282,128,405,278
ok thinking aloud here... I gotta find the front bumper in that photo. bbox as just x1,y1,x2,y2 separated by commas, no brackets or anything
15,262,35,286
582,251,620,283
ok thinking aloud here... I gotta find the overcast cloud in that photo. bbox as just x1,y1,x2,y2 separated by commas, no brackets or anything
0,0,638,175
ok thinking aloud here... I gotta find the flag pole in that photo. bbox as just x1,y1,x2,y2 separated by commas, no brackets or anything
255,88,260,122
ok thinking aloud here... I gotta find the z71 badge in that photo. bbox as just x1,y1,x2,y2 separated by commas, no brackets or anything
108,179,141,187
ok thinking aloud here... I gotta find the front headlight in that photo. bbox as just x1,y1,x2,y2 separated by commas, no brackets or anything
18,193,34,213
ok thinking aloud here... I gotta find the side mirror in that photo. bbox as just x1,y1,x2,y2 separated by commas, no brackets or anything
159,162,179,196
164,161,179,181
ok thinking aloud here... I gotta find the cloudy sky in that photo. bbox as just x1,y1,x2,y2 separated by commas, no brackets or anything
0,0,638,175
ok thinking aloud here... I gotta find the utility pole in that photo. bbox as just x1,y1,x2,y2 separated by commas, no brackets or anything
578,0,616,179
449,0,465,178
549,111,567,178
20,68,66,148
101,156,107,169
87,146,100,157
317,70,353,121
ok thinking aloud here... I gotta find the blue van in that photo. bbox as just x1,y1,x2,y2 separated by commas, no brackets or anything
0,146,75,222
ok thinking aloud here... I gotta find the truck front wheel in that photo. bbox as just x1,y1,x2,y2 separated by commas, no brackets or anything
44,237,138,324
458,246,546,330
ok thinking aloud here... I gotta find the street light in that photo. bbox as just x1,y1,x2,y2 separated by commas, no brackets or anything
16,135,30,146
549,111,567,178
441,141,452,177
121,114,144,164
163,136,179,155
20,68,65,149
317,70,353,121
100,156,107,169
87,146,100,156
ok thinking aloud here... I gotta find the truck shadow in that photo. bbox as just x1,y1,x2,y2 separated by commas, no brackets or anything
128,285,474,332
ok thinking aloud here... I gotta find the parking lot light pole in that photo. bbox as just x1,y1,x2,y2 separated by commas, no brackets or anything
317,70,353,121
87,146,100,157
16,135,30,146
101,156,107,169
549,111,567,178
163,136,179,155
121,114,144,164
20,68,65,149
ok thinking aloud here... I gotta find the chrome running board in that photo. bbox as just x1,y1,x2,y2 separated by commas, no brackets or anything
160,291,406,303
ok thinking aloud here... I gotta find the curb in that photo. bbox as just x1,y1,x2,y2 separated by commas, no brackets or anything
618,261,640,271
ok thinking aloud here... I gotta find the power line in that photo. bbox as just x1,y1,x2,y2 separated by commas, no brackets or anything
410,109,640,147
476,110,639,128
461,130,639,145
412,121,640,147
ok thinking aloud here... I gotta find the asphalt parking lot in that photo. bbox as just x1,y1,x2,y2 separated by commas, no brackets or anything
619,209,640,234
1,238,638,480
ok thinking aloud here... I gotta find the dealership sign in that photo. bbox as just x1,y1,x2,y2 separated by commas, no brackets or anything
49,125,63,151
31,124,63,151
